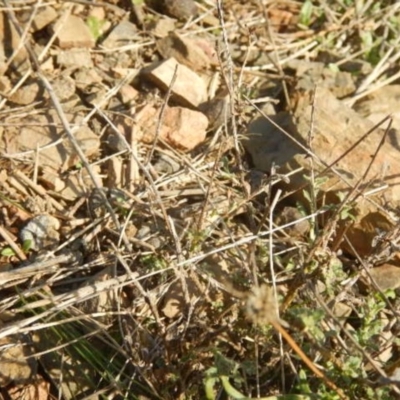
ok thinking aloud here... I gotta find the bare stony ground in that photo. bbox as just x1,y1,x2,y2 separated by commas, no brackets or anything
1,1,400,399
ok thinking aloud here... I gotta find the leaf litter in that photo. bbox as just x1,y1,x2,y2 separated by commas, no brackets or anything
1,0,400,399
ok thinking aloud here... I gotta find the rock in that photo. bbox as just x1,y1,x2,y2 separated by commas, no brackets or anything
101,20,139,49
243,88,400,257
40,165,102,201
199,95,231,130
106,114,131,153
275,206,309,238
0,75,11,92
73,67,103,90
138,104,208,150
1,111,100,171
9,82,41,105
57,48,93,68
119,84,139,106
84,85,108,106
341,211,395,257
286,60,356,98
31,6,58,31
0,333,36,386
318,51,373,75
52,15,95,49
267,3,297,31
146,17,176,37
162,276,204,319
354,85,400,131
51,75,76,102
366,264,400,291
144,57,208,108
295,88,400,208
20,215,60,251
147,0,197,20
157,31,215,71
243,111,301,173
0,12,29,74
19,6,57,32
153,153,181,174
332,302,352,319
244,88,400,210
162,0,198,20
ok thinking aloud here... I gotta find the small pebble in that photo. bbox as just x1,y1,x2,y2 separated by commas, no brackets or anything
20,215,60,250
163,0,197,21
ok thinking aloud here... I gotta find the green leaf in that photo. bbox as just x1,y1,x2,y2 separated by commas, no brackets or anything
22,239,32,253
1,247,16,257
86,16,104,40
220,375,247,399
299,0,313,27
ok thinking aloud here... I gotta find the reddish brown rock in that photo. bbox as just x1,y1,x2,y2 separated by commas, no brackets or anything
144,57,208,108
138,104,208,151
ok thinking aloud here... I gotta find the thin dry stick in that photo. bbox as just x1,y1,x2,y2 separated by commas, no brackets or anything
3,0,132,251
305,116,391,264
110,243,165,333
0,272,138,340
345,236,400,322
355,45,397,95
3,0,38,71
95,107,175,242
268,188,286,392
0,225,27,261
257,0,291,110
176,208,329,268
146,64,178,165
168,215,190,306
0,251,79,286
306,88,318,233
196,140,224,231
347,66,400,106
12,170,64,212
244,285,347,399
216,0,248,193
270,319,348,400
244,94,392,194
311,284,399,391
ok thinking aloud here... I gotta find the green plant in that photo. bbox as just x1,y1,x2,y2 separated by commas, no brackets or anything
204,352,318,399
86,16,105,41
299,0,314,28
1,239,32,257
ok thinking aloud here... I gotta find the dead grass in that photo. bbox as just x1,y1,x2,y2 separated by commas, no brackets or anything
0,0,400,399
